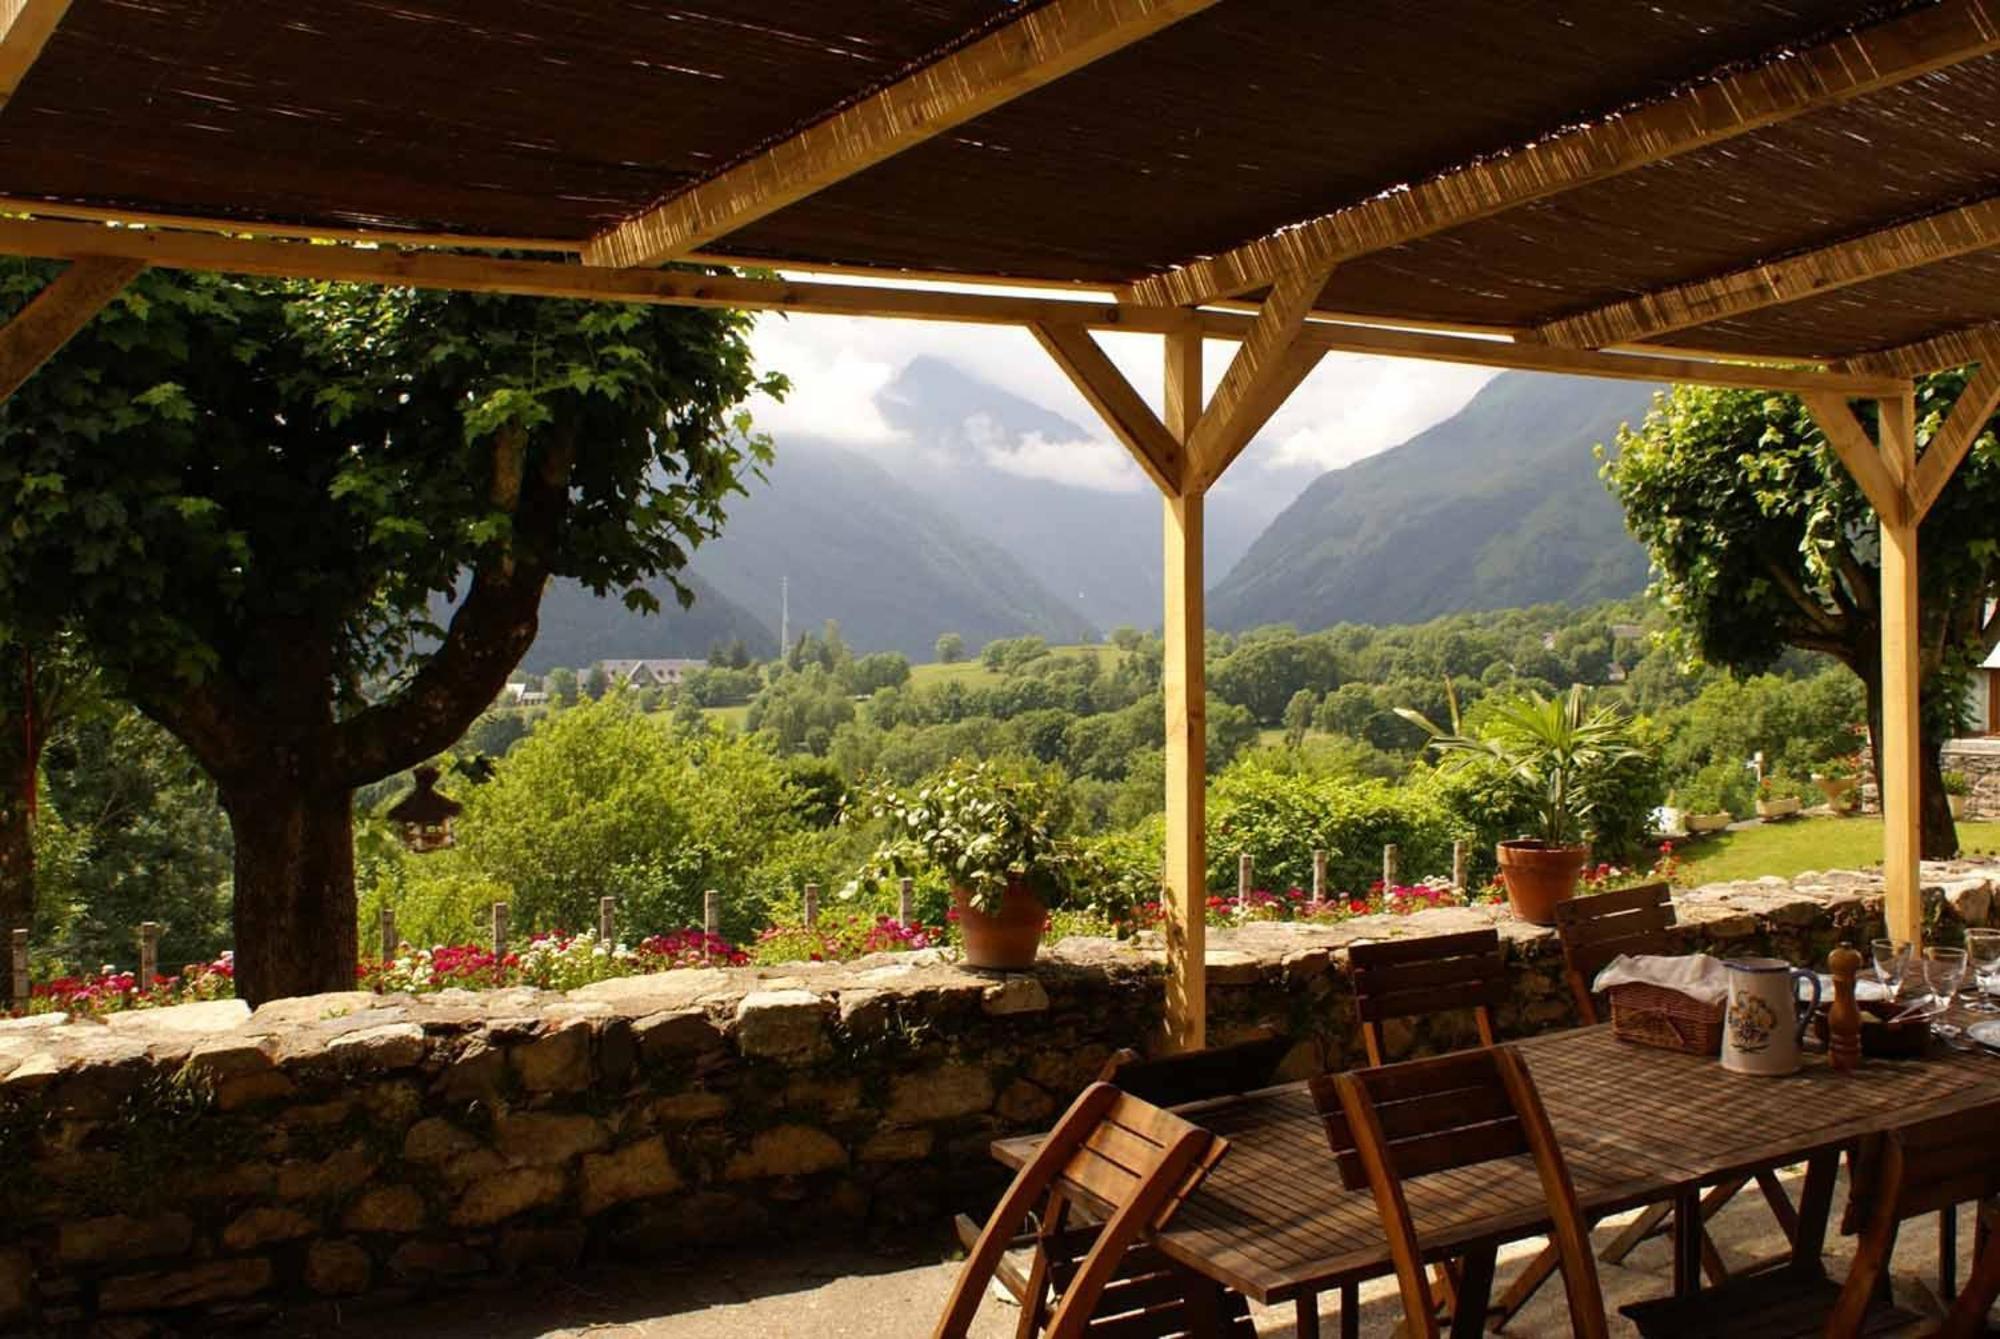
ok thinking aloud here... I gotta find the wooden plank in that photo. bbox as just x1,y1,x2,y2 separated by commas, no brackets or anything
1538,196,2000,349
1878,392,1924,950
0,0,68,106
584,0,1220,268
1911,341,2000,518
1031,321,1183,494
1186,267,1330,488
1160,327,1205,1054
1844,322,2000,378
1802,392,1910,524
1127,0,2000,308
0,256,144,401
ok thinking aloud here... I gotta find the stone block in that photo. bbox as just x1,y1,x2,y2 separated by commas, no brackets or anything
511,1020,592,1092
652,1090,731,1123
995,1079,1056,1124
885,1064,993,1124
858,1128,933,1163
182,1033,274,1082
216,1070,297,1110
388,1240,488,1282
342,1184,428,1234
1204,949,1265,986
327,1022,427,1071
436,1038,508,1102
450,1166,567,1227
58,1213,194,1265
580,1137,682,1215
492,1111,609,1166
980,977,1049,1016
634,1009,724,1060
403,1117,479,1164
733,990,829,1063
305,1240,372,1296
275,1144,376,1201
221,1206,316,1250
99,1259,273,1313
785,1076,862,1117
724,1124,847,1181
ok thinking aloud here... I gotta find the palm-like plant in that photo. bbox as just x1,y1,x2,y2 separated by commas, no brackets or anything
1398,685,1642,849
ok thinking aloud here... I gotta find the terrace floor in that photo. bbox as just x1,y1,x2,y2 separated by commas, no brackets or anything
303,1163,1979,1337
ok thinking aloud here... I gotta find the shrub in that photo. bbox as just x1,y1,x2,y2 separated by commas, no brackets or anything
1205,758,1457,893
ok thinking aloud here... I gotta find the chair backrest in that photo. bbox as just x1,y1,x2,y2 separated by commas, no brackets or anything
1096,1034,1295,1107
1309,1047,1607,1339
1348,928,1507,1066
934,1083,1229,1339
1551,882,1676,1024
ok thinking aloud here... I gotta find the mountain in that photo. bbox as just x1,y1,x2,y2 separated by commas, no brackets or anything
1209,372,1659,631
519,572,775,673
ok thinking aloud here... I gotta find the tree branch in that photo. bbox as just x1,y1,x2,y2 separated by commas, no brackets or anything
1763,557,1844,636
1837,551,1878,615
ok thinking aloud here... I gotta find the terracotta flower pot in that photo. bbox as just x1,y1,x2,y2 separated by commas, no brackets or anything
952,881,1048,970
1496,840,1589,925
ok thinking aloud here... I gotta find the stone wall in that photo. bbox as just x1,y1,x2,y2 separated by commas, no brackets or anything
1943,737,2000,820
1,864,1995,1335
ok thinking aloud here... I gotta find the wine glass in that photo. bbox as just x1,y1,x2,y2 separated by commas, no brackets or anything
1964,929,2000,1014
1923,945,1968,1014
1871,938,1911,1000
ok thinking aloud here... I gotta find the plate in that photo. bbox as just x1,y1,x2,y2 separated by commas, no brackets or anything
1967,1019,2000,1049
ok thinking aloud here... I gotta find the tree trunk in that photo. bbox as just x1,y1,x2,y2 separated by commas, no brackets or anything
1857,662,1960,861
0,797,29,1005
220,780,357,1006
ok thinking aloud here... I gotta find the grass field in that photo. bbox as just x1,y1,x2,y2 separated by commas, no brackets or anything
1671,815,2000,886
705,643,1118,729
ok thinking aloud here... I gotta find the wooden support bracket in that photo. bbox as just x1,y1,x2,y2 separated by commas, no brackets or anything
0,255,145,402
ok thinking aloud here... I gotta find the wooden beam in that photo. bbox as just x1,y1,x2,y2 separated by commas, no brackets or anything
1160,325,1205,1052
1911,340,2000,518
1031,321,1184,494
1186,267,1330,489
1538,196,2000,349
0,0,68,106
1127,0,2000,308
1876,393,1923,948
0,255,143,400
584,0,1220,269
1844,322,2000,378
1802,391,1910,524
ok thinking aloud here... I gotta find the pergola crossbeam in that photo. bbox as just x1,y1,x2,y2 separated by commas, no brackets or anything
1844,322,2000,378
1802,391,1909,524
1539,196,2000,350
583,0,1220,269
0,0,68,107
0,255,143,401
1186,268,1330,490
1127,0,2000,309
1031,321,1184,494
1911,343,2000,517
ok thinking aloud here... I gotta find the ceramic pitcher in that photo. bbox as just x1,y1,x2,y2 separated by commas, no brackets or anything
1721,958,1822,1076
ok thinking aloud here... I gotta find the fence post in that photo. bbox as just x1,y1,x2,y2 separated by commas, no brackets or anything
804,883,820,930
598,896,616,944
1452,839,1469,892
898,877,914,928
1238,853,1253,900
138,921,160,987
1311,849,1328,903
379,906,397,963
491,903,508,962
1382,844,1399,890
703,889,721,956
10,928,26,1004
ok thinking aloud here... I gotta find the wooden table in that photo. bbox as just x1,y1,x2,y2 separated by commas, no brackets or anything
992,1025,2000,1332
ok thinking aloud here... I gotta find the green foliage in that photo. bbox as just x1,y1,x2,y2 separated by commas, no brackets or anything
746,666,855,755
1675,760,1755,820
980,636,1050,673
934,632,965,664
1655,669,1863,786
1206,756,1458,894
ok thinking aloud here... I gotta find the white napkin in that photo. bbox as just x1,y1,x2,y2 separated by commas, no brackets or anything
1592,953,1732,1005
1815,974,1890,1003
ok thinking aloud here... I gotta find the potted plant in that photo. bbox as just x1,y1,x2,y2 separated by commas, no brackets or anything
1811,755,1858,812
1943,769,1971,819
843,761,1077,969
1399,686,1643,925
1673,765,1738,834
1754,775,1803,821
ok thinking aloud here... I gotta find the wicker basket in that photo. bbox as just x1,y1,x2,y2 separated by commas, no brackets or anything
1607,981,1725,1056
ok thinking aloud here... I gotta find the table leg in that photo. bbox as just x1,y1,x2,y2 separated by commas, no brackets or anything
1789,1149,1840,1279
1672,1186,1703,1298
1183,1273,1222,1336
1293,1290,1318,1339
1449,1243,1498,1339
1340,1281,1358,1339
1940,1203,1958,1301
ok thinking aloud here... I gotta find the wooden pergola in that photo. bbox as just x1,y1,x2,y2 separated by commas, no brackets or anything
2,0,1999,1044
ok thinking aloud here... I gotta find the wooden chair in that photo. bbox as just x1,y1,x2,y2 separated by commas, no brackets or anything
1309,1046,1609,1339
935,1082,1238,1339
1348,928,1507,1068
1621,1101,2000,1338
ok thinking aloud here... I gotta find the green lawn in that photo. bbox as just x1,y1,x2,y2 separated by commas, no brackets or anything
1671,815,2000,886
905,642,1121,691
702,703,751,731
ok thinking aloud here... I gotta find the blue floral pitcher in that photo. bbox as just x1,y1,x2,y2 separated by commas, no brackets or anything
1721,957,1821,1076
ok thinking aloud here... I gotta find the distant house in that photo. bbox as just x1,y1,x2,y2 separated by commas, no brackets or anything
503,682,548,706
1969,642,2000,738
1610,622,1645,642
598,658,705,690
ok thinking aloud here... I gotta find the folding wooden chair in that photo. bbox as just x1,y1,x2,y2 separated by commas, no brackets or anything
1622,1100,2000,1337
1311,1046,1609,1339
1493,885,1797,1329
936,1082,1240,1339
1348,928,1507,1068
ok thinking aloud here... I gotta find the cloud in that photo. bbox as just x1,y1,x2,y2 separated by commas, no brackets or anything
962,413,1149,493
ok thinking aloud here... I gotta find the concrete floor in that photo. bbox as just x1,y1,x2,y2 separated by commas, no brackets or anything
311,1165,1984,1338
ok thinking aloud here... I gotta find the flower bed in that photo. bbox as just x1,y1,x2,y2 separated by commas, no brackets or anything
16,951,236,1018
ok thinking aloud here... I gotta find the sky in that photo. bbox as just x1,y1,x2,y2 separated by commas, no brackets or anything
742,302,1501,496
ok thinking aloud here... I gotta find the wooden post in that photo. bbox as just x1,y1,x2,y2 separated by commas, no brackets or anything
379,907,396,962
491,902,508,961
10,928,26,1004
1311,849,1328,902
898,877,914,927
1382,844,1400,890
704,889,721,944
1237,853,1253,900
1452,839,1469,893
804,883,820,930
138,921,159,986
1878,392,1923,948
1161,326,1206,1051
598,896,616,944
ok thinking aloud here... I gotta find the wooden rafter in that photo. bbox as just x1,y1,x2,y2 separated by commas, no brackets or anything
1126,0,2000,308
583,0,1219,269
1538,196,2000,350
1031,321,1184,494
0,0,68,106
1911,339,2000,517
1843,322,2000,378
0,255,143,400
1186,268,1329,489
1802,392,1909,524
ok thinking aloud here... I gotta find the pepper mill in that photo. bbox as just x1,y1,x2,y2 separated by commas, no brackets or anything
1827,943,1863,1072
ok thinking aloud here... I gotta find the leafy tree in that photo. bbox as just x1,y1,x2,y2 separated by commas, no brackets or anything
547,667,581,707
746,666,855,755
1282,689,1317,749
1605,374,2000,857
0,635,96,976
848,652,911,696
981,635,1049,673
934,632,965,664
583,664,613,700
0,264,780,1001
